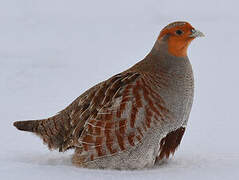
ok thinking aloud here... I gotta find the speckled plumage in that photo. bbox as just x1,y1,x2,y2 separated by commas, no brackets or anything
14,21,203,169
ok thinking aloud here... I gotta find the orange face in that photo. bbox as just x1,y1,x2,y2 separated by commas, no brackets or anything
158,22,198,57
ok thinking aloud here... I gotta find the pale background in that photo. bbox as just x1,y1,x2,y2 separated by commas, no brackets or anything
0,0,239,179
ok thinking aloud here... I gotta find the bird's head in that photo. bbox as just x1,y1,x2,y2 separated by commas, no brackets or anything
157,21,204,57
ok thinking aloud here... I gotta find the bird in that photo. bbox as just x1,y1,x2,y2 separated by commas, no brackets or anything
13,21,204,170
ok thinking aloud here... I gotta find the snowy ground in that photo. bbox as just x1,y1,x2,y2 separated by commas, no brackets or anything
1,0,239,179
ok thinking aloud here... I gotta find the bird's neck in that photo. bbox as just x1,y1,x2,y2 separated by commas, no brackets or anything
143,39,189,73
129,38,190,76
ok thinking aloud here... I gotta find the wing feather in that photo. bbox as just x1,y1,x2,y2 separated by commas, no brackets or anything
74,72,170,162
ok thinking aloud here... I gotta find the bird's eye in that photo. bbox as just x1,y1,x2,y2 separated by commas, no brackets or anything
175,30,183,35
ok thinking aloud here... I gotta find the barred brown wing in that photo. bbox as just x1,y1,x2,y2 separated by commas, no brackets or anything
76,72,170,162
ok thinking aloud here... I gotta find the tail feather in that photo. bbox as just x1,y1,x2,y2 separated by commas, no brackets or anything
13,120,40,132
13,114,72,151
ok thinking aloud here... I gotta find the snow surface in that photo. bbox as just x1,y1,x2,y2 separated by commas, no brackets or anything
1,0,239,179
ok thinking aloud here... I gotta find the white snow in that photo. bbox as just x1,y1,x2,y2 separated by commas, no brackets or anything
1,0,239,179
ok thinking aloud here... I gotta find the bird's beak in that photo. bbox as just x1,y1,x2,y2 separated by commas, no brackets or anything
189,29,205,38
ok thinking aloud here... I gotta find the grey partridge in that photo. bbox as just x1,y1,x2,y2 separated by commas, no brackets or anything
14,21,204,169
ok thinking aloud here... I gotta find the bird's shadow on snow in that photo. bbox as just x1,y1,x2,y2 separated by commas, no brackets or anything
10,151,73,167
153,156,205,169
10,151,208,170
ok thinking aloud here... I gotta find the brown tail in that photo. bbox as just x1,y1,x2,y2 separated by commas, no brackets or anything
14,120,40,132
13,114,72,151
